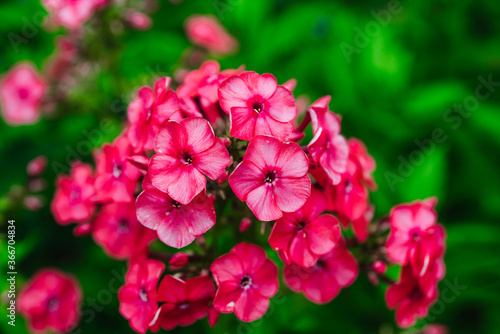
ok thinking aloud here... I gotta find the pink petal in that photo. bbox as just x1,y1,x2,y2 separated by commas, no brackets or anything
268,218,296,252
182,117,216,153
212,281,242,313
154,121,186,156
240,72,277,100
157,275,187,303
306,215,340,256
231,242,267,274
252,260,278,298
243,135,281,169
275,141,309,178
149,155,184,193
218,75,253,113
273,175,311,213
266,86,296,122
192,137,230,180
289,233,317,267
211,253,244,284
228,161,264,201
229,106,258,141
157,209,196,248
186,276,215,301
234,289,270,322
254,112,293,141
246,184,283,221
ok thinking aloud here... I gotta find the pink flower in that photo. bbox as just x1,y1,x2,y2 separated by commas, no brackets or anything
307,96,348,185
118,259,165,334
18,269,82,334
350,204,374,242
386,264,439,328
169,252,189,267
424,324,449,334
136,175,216,248
348,138,377,190
229,135,311,221
150,275,215,330
283,241,358,304
177,60,242,126
127,77,180,152
0,63,46,126
94,134,141,203
27,156,48,177
386,198,446,277
51,162,95,224
125,9,152,31
268,188,340,267
218,72,297,140
42,0,98,29
149,117,230,204
92,202,156,260
211,243,278,322
185,15,238,54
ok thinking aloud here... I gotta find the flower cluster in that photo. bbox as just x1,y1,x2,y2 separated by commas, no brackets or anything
385,198,446,327
17,58,447,333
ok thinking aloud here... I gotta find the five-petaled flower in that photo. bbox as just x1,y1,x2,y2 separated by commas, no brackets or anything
229,135,311,221
211,243,278,322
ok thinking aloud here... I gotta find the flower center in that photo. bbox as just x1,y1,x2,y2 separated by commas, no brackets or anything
410,229,421,242
181,152,193,165
171,200,181,209
411,287,422,300
252,101,264,113
344,179,353,193
47,297,60,312
315,260,325,269
18,88,29,100
113,163,122,178
178,302,190,310
296,221,306,231
69,188,81,202
240,276,252,289
139,288,148,302
265,172,276,184
118,219,129,232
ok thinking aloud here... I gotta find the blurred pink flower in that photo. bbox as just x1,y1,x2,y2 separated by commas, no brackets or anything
185,15,238,54
0,63,46,126
125,9,152,30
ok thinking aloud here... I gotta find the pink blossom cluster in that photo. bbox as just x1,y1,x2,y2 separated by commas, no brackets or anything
15,60,448,333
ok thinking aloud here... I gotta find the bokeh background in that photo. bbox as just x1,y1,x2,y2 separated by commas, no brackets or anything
1,0,500,333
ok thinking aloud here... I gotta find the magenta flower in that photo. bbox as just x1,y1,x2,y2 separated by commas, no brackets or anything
148,117,230,204
118,259,165,334
150,275,215,331
0,63,46,126
18,269,82,334
229,135,311,221
386,198,446,277
283,241,358,304
51,162,95,225
127,77,180,152
27,155,48,177
386,264,439,328
268,188,341,267
348,138,377,190
92,202,156,260
307,96,349,185
136,175,216,248
211,243,278,322
218,71,297,140
41,0,99,29
94,134,141,203
185,15,238,54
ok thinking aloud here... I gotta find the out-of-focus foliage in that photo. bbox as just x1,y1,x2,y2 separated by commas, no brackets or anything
1,0,500,333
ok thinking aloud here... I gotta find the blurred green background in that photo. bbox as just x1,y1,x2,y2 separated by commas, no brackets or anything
1,0,500,333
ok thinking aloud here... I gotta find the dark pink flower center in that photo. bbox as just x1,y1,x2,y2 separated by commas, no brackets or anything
180,152,193,165
240,275,252,289
265,172,276,184
296,221,307,231
410,229,421,242
69,188,81,203
113,163,123,178
171,200,182,209
139,288,148,302
314,260,326,270
252,101,264,113
411,287,422,300
118,219,129,232
178,302,190,310
344,179,353,193
47,297,60,312
18,88,29,100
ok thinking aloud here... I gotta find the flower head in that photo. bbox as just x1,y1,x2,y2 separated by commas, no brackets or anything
268,188,341,267
94,134,141,203
211,243,278,322
51,162,95,224
19,269,82,334
150,275,215,331
149,117,230,204
41,0,101,29
92,202,156,259
283,240,358,304
127,77,181,152
307,96,348,185
0,63,46,126
136,175,216,248
218,72,297,140
229,135,311,221
118,259,165,333
185,15,238,54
